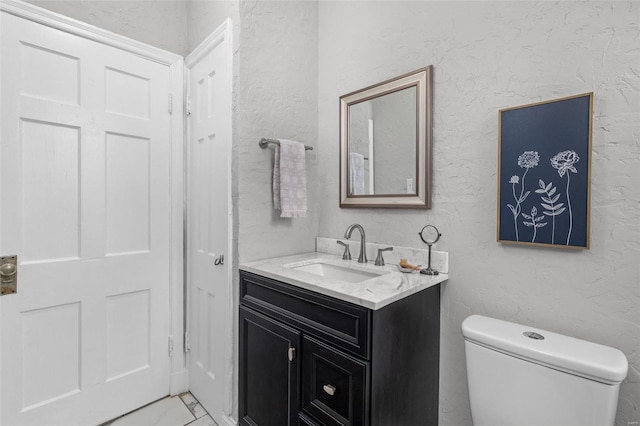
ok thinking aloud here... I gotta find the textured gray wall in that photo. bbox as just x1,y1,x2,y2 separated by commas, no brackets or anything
235,0,319,264
317,2,639,425
187,0,239,52
27,0,189,55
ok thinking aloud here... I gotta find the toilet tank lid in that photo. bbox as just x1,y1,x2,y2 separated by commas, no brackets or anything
462,315,628,385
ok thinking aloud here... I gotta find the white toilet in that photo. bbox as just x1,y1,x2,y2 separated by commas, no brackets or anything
462,315,628,426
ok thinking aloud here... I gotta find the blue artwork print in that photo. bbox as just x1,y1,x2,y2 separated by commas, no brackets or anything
498,94,592,249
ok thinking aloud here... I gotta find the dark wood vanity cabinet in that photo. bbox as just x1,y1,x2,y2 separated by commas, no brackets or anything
239,271,440,426
239,306,301,426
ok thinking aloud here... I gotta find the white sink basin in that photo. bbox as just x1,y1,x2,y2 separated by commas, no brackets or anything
285,260,387,283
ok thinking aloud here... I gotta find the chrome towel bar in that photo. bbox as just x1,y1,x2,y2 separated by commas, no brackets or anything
259,138,313,151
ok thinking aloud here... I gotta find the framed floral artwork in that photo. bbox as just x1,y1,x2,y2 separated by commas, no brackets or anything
497,93,593,249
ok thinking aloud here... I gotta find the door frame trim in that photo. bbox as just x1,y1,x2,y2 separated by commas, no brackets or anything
0,0,188,397
185,17,235,421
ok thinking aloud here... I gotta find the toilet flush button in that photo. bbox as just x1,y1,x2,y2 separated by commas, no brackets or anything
523,331,545,340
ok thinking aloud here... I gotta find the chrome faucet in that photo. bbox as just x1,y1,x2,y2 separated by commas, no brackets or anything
344,224,367,263
336,240,351,260
374,247,393,266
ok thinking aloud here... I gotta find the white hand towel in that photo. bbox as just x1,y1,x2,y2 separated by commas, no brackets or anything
349,152,365,195
273,139,307,218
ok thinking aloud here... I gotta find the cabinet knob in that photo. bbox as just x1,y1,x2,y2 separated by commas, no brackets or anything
288,347,296,362
323,384,336,396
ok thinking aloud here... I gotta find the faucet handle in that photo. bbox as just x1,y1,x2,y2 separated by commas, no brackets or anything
337,241,351,261
374,247,393,266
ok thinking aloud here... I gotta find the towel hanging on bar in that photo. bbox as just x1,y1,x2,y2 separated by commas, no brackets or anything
260,138,313,151
349,152,365,195
273,139,308,218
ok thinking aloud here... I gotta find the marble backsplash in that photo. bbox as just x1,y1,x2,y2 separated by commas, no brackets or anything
316,236,449,274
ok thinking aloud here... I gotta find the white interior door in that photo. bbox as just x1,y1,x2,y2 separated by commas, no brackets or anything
0,12,174,425
186,20,233,425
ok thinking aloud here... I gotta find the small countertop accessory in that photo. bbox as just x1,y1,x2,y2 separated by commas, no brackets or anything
418,225,441,276
397,265,418,273
398,259,420,273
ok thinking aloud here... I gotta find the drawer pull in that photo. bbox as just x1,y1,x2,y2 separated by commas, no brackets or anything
323,384,336,396
288,347,296,361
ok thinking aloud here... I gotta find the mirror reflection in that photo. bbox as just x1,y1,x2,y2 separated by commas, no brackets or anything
340,66,433,209
348,87,417,195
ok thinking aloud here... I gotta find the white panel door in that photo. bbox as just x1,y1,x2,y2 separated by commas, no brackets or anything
0,12,173,425
187,22,232,425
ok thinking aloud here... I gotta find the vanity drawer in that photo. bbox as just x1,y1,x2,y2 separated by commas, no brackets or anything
240,271,371,357
301,335,369,426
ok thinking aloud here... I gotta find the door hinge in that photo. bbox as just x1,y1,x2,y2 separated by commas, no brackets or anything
186,96,192,116
168,93,173,114
184,331,191,353
168,336,174,357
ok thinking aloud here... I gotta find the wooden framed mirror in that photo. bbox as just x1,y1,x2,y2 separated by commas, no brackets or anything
339,66,433,208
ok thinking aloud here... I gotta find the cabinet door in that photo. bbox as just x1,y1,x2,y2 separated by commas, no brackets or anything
239,306,301,426
302,336,369,426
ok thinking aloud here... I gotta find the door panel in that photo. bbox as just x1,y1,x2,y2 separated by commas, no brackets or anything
105,133,151,255
106,290,151,380
187,22,232,424
1,12,173,425
21,120,81,262
21,302,81,410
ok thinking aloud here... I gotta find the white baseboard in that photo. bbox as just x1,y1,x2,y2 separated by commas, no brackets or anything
220,414,237,426
169,369,189,395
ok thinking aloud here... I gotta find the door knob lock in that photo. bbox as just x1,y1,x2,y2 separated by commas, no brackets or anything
0,263,16,278
0,255,17,295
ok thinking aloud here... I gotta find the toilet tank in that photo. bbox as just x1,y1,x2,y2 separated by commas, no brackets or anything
462,315,628,426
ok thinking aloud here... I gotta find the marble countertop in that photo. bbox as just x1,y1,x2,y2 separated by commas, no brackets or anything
240,252,448,310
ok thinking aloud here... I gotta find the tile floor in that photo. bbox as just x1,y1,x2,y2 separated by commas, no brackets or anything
101,392,217,426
